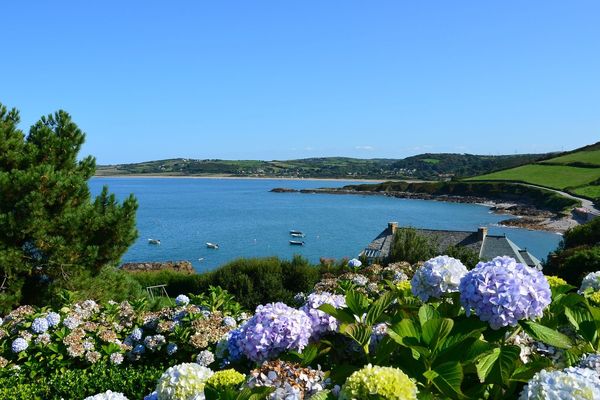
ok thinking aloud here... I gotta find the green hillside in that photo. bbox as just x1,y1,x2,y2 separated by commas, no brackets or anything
97,153,549,180
467,142,600,200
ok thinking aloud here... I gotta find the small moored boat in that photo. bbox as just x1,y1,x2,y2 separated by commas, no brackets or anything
148,239,161,245
289,230,304,236
206,242,219,249
289,240,305,246
290,232,305,238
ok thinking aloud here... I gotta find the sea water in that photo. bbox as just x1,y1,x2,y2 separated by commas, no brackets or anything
90,177,562,273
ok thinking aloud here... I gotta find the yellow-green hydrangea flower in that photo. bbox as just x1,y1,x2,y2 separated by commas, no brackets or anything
205,369,245,391
339,364,417,400
546,276,568,289
396,280,412,293
588,291,600,306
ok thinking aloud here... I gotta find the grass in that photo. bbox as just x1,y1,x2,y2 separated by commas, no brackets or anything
466,164,600,190
541,149,600,166
572,185,600,200
420,158,440,164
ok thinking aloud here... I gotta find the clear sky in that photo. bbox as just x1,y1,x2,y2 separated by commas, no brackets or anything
2,1,599,164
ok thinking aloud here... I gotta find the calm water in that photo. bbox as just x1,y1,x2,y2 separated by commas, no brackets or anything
90,178,562,273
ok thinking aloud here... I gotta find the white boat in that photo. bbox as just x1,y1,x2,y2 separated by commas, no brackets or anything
206,242,219,249
290,232,305,238
148,238,161,245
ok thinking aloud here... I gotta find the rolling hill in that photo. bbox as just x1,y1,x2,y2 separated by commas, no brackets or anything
466,142,600,200
96,153,550,181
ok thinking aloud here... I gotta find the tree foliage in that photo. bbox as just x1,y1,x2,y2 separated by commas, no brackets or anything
389,227,437,264
0,103,138,311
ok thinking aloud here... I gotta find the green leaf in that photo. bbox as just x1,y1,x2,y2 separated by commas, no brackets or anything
424,361,464,399
476,345,520,384
343,324,372,349
317,304,355,324
511,359,552,382
422,318,453,352
365,291,394,326
308,390,334,400
388,319,420,345
521,321,572,349
345,290,370,316
418,304,439,326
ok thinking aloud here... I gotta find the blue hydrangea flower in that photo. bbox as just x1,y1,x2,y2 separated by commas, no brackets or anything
31,317,49,334
45,312,61,327
175,294,190,306
227,302,312,362
580,272,600,294
300,292,346,339
166,343,178,355
222,316,237,328
132,344,145,354
519,367,600,399
11,338,28,353
411,255,468,302
579,354,600,374
459,256,551,330
130,327,143,341
348,258,362,268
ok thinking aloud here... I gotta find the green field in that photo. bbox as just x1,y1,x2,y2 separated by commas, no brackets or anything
572,185,600,199
540,149,600,166
466,164,600,190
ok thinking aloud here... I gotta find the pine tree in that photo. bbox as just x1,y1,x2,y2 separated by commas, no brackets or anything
0,103,138,311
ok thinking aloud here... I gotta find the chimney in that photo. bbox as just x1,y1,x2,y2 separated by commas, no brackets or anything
477,227,488,240
388,222,398,235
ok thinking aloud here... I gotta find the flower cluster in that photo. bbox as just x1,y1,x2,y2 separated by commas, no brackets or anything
155,363,214,400
459,256,551,330
196,349,215,367
300,292,346,339
546,275,568,289
205,369,245,391
339,364,418,400
84,390,129,400
410,255,467,301
519,367,600,399
228,303,312,362
580,272,600,294
579,354,600,374
247,360,329,399
347,258,362,268
175,294,190,306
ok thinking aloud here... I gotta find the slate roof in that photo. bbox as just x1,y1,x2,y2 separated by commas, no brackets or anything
361,224,541,268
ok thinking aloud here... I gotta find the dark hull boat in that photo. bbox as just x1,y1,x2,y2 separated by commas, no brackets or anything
289,240,305,246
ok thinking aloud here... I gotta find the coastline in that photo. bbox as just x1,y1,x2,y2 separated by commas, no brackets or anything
93,174,386,183
271,187,578,234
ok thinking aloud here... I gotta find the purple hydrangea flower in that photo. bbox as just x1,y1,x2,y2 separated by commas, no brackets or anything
31,317,49,334
45,312,61,327
175,294,190,306
459,256,551,330
411,255,468,301
12,338,28,353
227,302,312,362
300,292,346,339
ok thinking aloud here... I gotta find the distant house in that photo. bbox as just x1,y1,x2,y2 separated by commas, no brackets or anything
360,222,542,268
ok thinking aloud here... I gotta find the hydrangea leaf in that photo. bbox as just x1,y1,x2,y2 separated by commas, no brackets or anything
345,290,370,316
521,321,572,349
317,304,354,324
421,318,453,352
418,304,440,326
476,345,520,385
365,291,394,326
424,361,465,399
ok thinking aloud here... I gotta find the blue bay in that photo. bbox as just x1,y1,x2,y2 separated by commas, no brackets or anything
90,177,562,273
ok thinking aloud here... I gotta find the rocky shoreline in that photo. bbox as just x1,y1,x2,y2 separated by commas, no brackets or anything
270,187,577,233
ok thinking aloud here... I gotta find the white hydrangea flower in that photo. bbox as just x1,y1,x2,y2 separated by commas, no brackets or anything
519,367,600,400
411,255,468,301
196,350,215,367
175,294,190,306
156,363,213,400
580,272,600,294
83,390,129,400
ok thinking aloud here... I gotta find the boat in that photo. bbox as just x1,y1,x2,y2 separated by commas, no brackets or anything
206,242,219,249
289,240,305,246
290,232,305,238
148,239,161,245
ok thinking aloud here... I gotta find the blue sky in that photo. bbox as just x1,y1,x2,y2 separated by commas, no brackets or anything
2,1,599,164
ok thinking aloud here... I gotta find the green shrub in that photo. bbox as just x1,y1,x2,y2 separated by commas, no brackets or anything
389,227,436,264
0,363,164,400
561,216,600,249
545,246,600,285
444,244,481,269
